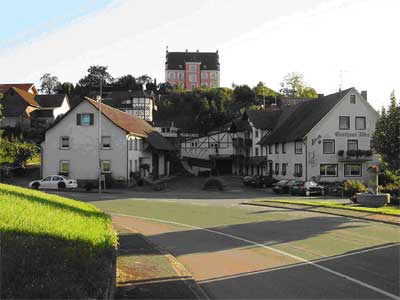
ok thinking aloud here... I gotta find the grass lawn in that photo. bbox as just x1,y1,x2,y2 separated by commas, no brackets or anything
254,198,400,216
0,183,117,298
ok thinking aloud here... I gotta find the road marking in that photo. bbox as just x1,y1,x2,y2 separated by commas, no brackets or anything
112,213,400,300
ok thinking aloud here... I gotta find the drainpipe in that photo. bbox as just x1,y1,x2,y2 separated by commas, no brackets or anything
126,138,129,187
302,138,308,181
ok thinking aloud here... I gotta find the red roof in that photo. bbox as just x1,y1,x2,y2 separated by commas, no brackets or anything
85,97,154,137
12,87,40,107
0,83,36,94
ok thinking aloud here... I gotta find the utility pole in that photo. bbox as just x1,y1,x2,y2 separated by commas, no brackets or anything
97,77,103,194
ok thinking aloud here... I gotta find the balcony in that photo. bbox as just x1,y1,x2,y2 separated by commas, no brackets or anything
337,149,374,162
232,138,252,148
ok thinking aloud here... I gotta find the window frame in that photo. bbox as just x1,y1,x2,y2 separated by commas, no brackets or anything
101,160,111,173
294,163,303,177
268,145,272,154
275,163,279,175
344,163,362,177
60,136,70,150
339,116,350,130
322,139,335,154
101,136,111,150
320,164,338,177
350,95,356,104
295,141,303,154
282,142,286,154
347,139,358,151
275,143,279,154
355,116,366,130
282,163,287,176
60,160,70,173
81,113,92,126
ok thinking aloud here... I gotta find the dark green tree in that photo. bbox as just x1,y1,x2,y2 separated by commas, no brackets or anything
55,82,75,95
78,65,113,88
372,91,400,170
39,73,61,94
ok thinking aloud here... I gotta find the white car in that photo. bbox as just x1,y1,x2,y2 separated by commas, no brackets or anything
29,175,78,190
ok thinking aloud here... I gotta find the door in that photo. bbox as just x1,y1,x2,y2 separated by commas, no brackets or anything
41,176,53,189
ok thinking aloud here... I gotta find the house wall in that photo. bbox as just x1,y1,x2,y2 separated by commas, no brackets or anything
266,89,378,182
53,96,70,119
42,101,130,181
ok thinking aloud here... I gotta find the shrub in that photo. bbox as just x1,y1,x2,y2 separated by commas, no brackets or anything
203,177,227,191
0,184,117,299
342,180,367,203
337,150,344,156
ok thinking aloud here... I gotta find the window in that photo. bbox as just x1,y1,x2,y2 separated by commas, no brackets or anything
121,99,132,104
269,145,272,154
323,139,335,154
210,72,216,79
177,72,184,79
101,136,111,149
282,142,286,154
355,117,366,130
275,143,279,154
77,113,93,126
134,139,138,150
295,141,302,154
190,74,197,82
294,163,302,177
129,160,132,173
255,130,259,138
201,72,207,79
255,147,259,156
60,136,70,149
60,160,70,173
190,65,196,72
275,163,279,175
101,160,111,172
43,176,52,181
168,72,176,79
344,164,362,176
347,140,358,151
129,139,133,150
320,164,338,176
191,141,198,147
282,163,287,176
339,116,350,130
350,95,356,104
138,139,143,151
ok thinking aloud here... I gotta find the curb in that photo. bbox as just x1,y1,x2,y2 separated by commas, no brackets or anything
112,215,209,300
241,202,400,226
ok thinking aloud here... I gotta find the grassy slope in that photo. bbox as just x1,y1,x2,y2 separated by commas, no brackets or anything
0,183,117,248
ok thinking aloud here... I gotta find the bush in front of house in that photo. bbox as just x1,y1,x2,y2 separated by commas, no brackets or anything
342,180,367,203
0,183,118,299
203,177,227,191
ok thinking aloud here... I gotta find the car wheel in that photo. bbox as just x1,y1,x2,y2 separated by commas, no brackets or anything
58,182,66,189
32,182,40,190
305,190,310,197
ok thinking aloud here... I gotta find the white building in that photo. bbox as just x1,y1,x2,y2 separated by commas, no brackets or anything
180,131,233,175
41,97,174,186
258,88,378,182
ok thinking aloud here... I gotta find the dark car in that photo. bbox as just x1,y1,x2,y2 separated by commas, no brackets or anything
243,175,277,188
272,179,301,194
290,180,325,196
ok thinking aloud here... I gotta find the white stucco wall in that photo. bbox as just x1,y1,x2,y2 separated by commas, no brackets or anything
266,88,378,182
42,101,130,181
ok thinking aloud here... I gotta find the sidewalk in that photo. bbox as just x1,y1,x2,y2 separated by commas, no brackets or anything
242,201,400,225
112,215,207,300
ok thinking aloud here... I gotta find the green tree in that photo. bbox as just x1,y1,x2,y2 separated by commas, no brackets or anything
372,91,400,171
78,65,113,88
280,72,318,98
253,81,278,106
40,73,61,94
55,82,75,95
0,92,3,121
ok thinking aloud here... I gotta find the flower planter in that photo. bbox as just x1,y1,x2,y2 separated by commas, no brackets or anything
356,193,390,208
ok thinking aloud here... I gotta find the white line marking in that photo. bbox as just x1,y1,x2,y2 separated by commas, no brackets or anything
112,213,400,300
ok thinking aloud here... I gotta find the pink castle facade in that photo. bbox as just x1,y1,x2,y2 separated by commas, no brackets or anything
165,50,220,90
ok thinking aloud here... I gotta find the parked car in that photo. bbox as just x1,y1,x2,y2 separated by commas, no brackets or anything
29,175,78,190
243,175,277,188
290,180,325,196
272,179,301,194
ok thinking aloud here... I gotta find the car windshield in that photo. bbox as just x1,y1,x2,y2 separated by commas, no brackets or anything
307,181,318,186
277,180,288,185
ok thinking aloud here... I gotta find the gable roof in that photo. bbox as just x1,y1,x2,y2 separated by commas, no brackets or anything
258,88,353,145
146,131,176,151
166,51,219,70
247,109,282,130
36,94,68,108
0,83,36,94
86,97,154,137
12,87,40,107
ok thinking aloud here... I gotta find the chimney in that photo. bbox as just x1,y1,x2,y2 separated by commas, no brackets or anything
185,49,188,53
196,49,199,53
361,90,367,100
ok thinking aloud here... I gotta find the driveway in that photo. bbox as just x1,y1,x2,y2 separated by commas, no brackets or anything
91,198,400,299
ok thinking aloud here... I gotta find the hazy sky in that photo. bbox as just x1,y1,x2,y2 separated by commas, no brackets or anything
1,0,398,110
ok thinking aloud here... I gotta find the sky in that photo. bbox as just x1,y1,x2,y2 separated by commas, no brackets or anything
1,0,399,110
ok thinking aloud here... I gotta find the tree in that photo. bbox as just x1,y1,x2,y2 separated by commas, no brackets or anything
78,65,113,88
55,82,75,95
280,72,318,98
372,91,400,171
233,85,256,105
0,93,3,121
39,73,61,94
114,75,141,90
253,81,278,106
